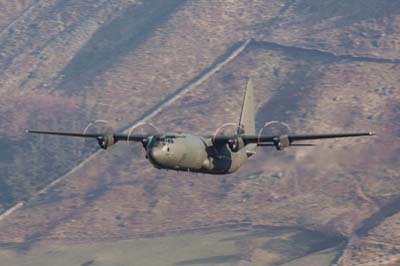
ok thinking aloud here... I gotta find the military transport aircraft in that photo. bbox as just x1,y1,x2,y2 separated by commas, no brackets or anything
27,80,375,175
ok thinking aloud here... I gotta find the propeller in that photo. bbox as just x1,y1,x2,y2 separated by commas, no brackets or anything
126,122,159,157
258,121,291,142
83,120,115,150
258,121,290,151
212,123,244,153
258,121,314,150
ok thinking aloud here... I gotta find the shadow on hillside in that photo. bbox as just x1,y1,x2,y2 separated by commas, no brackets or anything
59,0,188,94
292,0,400,25
356,196,400,237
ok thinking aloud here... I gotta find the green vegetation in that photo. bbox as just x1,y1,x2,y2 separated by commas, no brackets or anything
0,231,241,266
0,229,340,266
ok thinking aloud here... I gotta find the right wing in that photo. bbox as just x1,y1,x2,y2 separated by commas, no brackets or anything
26,130,148,142
26,130,149,149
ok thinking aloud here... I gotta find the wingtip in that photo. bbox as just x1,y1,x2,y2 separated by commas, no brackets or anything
26,129,30,133
369,132,376,136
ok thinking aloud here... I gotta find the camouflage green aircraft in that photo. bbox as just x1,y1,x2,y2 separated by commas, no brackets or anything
27,80,374,175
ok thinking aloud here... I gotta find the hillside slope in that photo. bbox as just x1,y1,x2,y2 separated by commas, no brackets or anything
0,1,399,265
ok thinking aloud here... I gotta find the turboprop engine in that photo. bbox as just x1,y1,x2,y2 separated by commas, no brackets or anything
83,120,117,150
258,121,292,151
273,135,290,150
96,134,116,149
227,137,245,152
213,123,245,152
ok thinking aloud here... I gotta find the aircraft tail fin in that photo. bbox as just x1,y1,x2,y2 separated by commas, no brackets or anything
238,79,256,135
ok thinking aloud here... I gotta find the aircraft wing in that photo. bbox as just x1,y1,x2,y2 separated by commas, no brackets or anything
212,132,375,150
248,132,375,143
213,132,374,142
26,130,148,142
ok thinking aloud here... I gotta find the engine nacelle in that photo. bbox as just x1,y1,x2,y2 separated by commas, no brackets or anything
228,137,245,152
273,135,290,151
97,135,116,149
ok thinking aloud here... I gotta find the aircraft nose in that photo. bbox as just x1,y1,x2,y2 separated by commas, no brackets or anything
149,147,163,162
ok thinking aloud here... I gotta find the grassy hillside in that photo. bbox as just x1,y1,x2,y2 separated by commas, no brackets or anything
0,228,341,266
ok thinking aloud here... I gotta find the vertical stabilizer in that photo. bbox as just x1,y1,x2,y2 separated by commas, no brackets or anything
238,79,256,135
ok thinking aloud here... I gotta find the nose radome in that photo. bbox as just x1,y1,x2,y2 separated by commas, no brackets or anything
149,147,163,162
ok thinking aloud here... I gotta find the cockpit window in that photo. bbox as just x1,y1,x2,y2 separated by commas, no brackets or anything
165,138,174,144
152,137,174,146
151,137,163,147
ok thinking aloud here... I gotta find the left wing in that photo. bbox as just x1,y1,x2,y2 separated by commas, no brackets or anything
249,132,374,143
212,132,375,150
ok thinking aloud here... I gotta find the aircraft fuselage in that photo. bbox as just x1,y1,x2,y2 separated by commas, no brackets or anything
146,134,251,174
